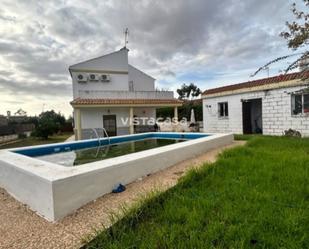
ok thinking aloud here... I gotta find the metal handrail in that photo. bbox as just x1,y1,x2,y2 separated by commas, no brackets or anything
102,127,110,145
91,128,110,158
91,128,110,146
78,90,174,99
91,128,101,147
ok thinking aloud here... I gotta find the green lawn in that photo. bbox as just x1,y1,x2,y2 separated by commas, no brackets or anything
0,133,73,149
84,136,309,249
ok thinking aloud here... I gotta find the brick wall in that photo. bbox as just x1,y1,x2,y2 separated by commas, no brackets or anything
203,85,309,136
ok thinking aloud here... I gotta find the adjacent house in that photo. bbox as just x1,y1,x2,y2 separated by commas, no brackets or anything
70,47,182,139
202,71,309,136
0,115,8,126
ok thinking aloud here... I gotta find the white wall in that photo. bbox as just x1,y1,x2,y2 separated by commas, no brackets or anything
203,85,309,136
72,73,129,98
71,49,129,99
128,65,155,91
70,49,157,99
78,107,156,137
80,108,130,130
80,107,156,129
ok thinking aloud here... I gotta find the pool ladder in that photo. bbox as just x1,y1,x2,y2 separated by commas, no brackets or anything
91,128,110,146
91,128,110,158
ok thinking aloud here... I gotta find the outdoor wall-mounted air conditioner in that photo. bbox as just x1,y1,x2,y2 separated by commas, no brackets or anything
101,74,111,82
77,73,87,83
89,73,99,81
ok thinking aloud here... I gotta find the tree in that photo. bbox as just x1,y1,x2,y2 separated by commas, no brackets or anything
32,110,66,139
252,1,309,77
156,101,203,121
14,108,27,116
281,1,309,49
177,83,201,100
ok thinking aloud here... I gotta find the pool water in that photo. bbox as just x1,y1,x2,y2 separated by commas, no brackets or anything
36,138,186,166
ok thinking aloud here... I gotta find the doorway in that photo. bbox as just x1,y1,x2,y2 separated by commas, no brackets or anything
103,115,117,136
242,98,263,134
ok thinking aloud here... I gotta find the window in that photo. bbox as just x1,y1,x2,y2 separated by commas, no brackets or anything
218,102,228,117
129,81,134,92
291,94,309,115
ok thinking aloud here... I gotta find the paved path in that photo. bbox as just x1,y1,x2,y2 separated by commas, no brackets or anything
0,141,245,249
65,135,75,142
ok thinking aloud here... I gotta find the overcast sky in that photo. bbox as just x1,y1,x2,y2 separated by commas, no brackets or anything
0,0,306,117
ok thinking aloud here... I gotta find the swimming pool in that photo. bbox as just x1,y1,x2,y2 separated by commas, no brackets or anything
0,132,233,221
13,132,206,165
36,138,187,166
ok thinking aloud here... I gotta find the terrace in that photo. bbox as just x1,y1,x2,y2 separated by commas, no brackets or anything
78,90,174,99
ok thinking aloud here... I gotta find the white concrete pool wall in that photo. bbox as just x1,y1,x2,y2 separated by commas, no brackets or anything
0,132,233,221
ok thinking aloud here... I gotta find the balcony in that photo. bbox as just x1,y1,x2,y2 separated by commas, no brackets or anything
78,90,174,99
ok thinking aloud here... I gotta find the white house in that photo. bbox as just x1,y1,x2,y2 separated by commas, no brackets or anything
202,71,309,136
69,47,182,139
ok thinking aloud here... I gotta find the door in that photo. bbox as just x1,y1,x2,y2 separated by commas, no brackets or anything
242,101,252,134
103,115,117,136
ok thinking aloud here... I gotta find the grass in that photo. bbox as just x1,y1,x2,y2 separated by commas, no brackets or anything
84,136,309,249
0,132,73,149
233,134,263,141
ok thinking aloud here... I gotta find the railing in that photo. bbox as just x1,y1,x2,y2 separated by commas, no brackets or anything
78,90,174,99
91,128,110,146
91,128,110,158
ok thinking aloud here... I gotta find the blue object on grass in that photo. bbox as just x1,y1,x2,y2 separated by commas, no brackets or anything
112,183,126,193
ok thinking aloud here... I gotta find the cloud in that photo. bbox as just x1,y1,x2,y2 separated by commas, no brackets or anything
0,0,301,115
0,76,71,96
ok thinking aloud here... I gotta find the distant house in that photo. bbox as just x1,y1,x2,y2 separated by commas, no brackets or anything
202,71,309,136
0,115,8,126
69,47,182,140
6,110,28,123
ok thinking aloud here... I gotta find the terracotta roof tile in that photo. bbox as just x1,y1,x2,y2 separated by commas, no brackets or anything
70,98,182,105
203,71,309,96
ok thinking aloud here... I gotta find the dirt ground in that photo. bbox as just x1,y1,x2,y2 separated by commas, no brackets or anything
0,141,245,249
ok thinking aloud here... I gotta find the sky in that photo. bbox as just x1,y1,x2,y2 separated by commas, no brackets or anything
0,0,306,117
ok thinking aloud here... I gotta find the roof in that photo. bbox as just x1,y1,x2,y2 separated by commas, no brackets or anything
182,98,202,105
70,98,182,106
203,71,309,96
129,64,156,80
69,50,123,69
68,48,155,80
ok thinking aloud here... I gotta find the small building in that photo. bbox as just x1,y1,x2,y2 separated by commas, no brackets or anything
70,47,182,139
6,110,28,123
0,115,8,126
202,71,309,136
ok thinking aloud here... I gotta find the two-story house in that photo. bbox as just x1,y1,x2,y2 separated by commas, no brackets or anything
70,47,182,140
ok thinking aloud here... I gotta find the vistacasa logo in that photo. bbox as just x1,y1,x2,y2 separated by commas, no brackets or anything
120,117,189,126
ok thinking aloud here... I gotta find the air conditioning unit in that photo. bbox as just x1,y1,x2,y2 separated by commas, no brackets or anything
88,73,99,81
77,73,87,83
101,74,111,82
